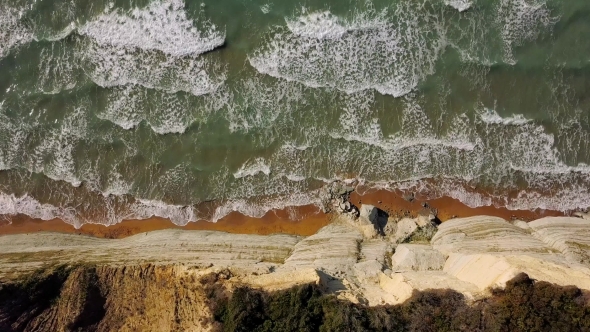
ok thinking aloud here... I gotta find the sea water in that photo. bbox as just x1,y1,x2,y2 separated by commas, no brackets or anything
0,0,589,227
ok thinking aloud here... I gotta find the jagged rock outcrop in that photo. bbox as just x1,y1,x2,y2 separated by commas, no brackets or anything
359,205,378,224
319,181,358,218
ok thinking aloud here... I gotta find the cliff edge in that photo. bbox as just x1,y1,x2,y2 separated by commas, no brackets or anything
1,212,590,331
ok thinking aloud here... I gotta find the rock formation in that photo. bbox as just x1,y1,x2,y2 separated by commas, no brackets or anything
391,244,446,272
528,216,590,265
2,213,590,330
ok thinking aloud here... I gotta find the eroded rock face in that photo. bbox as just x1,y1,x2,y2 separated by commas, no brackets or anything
282,222,363,276
359,205,378,225
391,244,446,272
0,265,216,332
528,217,590,265
0,230,301,279
242,268,322,291
431,216,555,255
379,271,481,304
432,216,590,292
2,214,590,315
393,218,418,243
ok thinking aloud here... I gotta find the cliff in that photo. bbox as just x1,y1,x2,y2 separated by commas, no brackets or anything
1,212,590,331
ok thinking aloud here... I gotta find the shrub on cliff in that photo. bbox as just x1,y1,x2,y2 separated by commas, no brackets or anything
401,289,479,331
481,273,590,331
208,274,590,332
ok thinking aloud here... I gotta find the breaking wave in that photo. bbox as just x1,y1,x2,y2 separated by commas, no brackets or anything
78,0,224,56
249,4,445,97
0,0,588,230
0,5,33,59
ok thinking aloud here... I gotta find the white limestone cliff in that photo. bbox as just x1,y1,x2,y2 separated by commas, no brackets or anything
2,214,590,307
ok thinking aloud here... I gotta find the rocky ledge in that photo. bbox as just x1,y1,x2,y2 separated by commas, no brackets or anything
1,208,590,331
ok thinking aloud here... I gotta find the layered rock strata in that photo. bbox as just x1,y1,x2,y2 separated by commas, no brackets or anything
1,212,590,330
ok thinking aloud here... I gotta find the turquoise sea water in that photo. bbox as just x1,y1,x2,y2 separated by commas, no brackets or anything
0,0,589,227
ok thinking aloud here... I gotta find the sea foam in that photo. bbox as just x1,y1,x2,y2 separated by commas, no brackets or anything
249,4,445,97
0,6,33,59
478,108,531,125
497,0,556,64
444,0,473,12
97,85,227,134
79,40,224,96
233,158,271,179
76,0,227,133
78,0,224,57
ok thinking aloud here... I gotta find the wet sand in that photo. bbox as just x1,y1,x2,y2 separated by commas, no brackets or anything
350,188,564,222
0,190,564,239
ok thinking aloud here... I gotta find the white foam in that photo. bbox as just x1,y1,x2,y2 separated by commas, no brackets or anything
506,184,590,212
282,142,310,151
332,95,476,152
0,6,33,59
226,77,305,132
98,80,230,135
102,170,133,197
285,174,306,182
36,22,77,42
211,192,320,222
28,109,86,187
286,10,349,40
444,0,473,12
33,40,80,95
0,193,80,226
443,0,556,65
0,191,201,228
478,108,532,125
76,0,226,97
233,158,271,179
497,0,556,64
0,102,30,171
260,3,272,14
131,199,199,226
98,86,187,134
249,4,445,97
79,0,225,57
80,40,225,96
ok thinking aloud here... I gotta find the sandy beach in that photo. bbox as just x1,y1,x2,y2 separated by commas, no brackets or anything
0,189,563,239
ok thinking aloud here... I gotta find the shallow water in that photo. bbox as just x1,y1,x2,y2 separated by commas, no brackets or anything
0,0,589,227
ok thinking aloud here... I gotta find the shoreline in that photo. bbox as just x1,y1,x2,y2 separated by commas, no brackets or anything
0,189,564,239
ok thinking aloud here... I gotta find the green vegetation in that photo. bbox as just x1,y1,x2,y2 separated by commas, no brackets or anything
205,273,590,332
1,266,589,332
481,273,590,331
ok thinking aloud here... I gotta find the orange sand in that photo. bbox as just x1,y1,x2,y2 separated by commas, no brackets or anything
0,190,564,239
